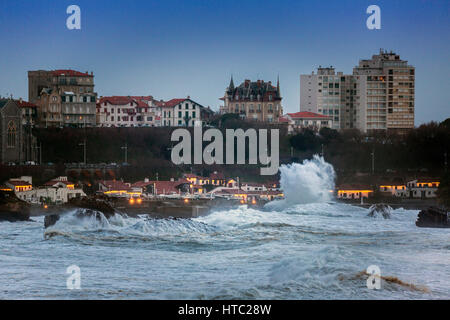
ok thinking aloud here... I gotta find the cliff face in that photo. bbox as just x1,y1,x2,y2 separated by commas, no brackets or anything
0,191,31,222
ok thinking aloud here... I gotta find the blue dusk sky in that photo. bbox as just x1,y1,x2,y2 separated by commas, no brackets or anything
0,0,448,124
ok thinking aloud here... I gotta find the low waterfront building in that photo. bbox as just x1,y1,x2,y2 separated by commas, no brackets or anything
213,188,283,202
406,179,440,199
282,111,332,133
337,184,373,199
240,183,268,192
132,179,190,196
5,176,33,192
183,172,227,187
379,184,407,197
16,185,85,205
98,180,134,197
9,176,85,204
44,176,75,189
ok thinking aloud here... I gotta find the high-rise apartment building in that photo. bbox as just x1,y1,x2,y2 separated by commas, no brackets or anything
300,50,415,132
353,49,415,132
28,69,98,127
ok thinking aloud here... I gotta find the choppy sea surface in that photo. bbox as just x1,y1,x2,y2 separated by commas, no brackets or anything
0,202,449,299
1,157,449,299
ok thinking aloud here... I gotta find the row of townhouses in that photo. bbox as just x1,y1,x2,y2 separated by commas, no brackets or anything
96,96,214,128
0,49,416,164
19,49,416,133
27,69,215,128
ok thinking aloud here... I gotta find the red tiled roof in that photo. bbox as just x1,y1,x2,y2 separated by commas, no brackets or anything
99,96,153,108
99,96,135,106
132,179,190,192
414,178,440,183
15,100,37,108
278,116,290,123
287,112,330,119
142,180,190,195
131,181,154,188
183,173,204,179
99,180,130,191
44,180,74,187
7,180,32,186
160,98,186,108
209,172,225,180
337,184,373,190
52,69,92,77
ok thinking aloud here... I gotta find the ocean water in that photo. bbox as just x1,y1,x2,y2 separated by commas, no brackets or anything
1,157,449,299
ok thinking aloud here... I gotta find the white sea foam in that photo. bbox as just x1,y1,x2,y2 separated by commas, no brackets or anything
265,155,335,210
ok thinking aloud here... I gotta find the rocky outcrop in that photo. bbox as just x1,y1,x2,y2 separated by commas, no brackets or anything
65,197,116,217
44,196,117,228
0,190,30,222
416,207,450,228
367,203,392,219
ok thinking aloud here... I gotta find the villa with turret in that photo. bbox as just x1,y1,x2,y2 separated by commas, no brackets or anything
220,77,283,122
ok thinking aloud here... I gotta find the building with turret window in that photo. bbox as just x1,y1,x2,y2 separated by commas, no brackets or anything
28,69,98,128
220,77,283,122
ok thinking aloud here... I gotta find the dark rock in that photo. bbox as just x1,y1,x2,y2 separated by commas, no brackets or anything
44,214,60,228
0,190,30,222
368,203,392,219
65,196,116,218
44,196,118,228
416,207,450,228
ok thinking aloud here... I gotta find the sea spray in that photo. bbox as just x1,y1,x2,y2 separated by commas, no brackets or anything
266,155,335,209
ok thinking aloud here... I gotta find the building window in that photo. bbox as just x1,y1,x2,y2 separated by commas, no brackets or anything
7,121,16,148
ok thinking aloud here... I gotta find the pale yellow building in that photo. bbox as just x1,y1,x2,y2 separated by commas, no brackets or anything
221,77,283,122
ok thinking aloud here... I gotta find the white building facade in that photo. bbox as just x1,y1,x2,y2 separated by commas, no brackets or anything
300,50,415,133
97,96,205,127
